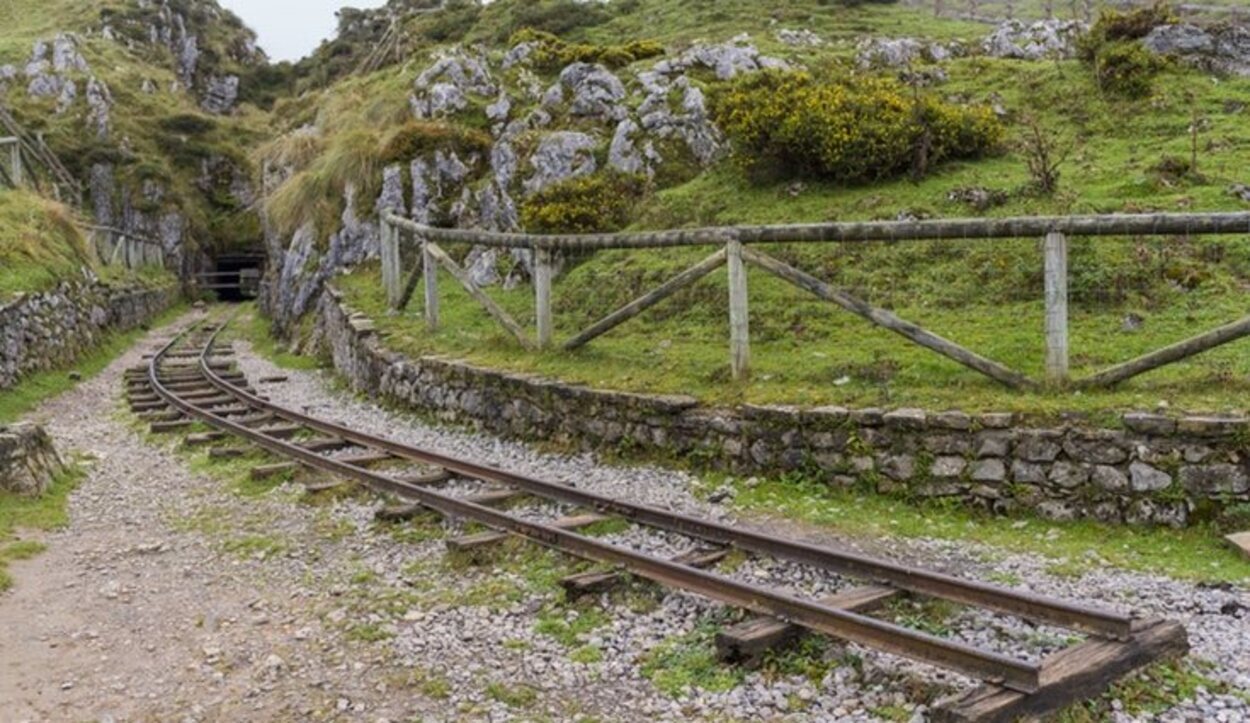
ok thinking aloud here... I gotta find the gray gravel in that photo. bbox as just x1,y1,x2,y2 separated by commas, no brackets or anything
0,311,1244,722
234,333,1250,722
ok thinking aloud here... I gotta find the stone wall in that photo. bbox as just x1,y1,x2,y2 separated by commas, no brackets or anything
0,424,64,496
0,281,177,389
319,289,1250,527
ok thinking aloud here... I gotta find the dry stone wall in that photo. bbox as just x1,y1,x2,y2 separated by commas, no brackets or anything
0,281,177,390
320,289,1250,528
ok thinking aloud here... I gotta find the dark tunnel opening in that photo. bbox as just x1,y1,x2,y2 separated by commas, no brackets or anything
200,253,266,302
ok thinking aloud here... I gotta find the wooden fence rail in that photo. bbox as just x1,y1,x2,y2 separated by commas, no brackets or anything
82,224,167,272
381,211,1250,390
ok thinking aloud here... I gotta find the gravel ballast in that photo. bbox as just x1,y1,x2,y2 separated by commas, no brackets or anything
0,311,1245,722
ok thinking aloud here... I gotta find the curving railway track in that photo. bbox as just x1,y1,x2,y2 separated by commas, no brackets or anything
124,317,1190,722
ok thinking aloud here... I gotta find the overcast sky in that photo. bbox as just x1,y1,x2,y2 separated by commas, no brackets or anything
218,0,387,62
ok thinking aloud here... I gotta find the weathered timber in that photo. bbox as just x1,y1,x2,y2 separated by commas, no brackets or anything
727,237,750,381
259,375,289,384
150,419,193,434
251,462,298,481
397,469,453,486
932,619,1189,723
304,480,344,494
561,548,729,599
717,586,900,665
130,400,166,413
183,432,227,447
1227,531,1250,561
209,447,250,459
299,437,353,453
422,237,439,330
336,452,396,467
1044,231,1069,384
386,211,1250,251
381,216,402,309
446,513,609,553
534,246,555,349
424,241,534,350
563,248,727,350
256,424,302,440
1078,314,1250,388
742,247,1037,390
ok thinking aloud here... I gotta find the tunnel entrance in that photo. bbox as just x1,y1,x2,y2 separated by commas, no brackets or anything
198,252,266,302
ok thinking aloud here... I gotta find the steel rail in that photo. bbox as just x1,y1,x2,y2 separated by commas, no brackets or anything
146,323,1048,692
189,328,1133,642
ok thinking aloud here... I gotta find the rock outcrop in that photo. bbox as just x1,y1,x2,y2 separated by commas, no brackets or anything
0,424,64,497
1143,23,1250,76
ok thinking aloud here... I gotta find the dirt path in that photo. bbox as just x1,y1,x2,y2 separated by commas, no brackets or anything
0,312,430,723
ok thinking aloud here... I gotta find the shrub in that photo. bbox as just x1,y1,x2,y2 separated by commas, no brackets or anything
1078,2,1176,60
710,70,1003,184
510,29,664,70
378,121,493,165
1093,41,1165,98
521,171,646,234
1078,3,1174,98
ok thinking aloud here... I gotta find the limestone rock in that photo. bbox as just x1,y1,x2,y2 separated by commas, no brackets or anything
1143,23,1250,76
982,19,1085,60
0,424,65,497
1129,461,1172,493
523,131,597,196
201,74,239,114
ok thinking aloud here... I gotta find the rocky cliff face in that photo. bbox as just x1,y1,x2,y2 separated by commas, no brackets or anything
0,1,265,279
261,34,792,330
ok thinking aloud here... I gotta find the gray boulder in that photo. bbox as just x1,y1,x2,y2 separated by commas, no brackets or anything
982,19,1085,60
523,132,597,196
51,34,89,73
1144,23,1250,76
557,63,627,120
0,424,65,497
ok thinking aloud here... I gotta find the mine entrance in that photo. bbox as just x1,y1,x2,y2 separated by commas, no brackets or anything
198,252,266,302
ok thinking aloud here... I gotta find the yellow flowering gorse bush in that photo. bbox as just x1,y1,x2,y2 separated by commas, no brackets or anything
711,70,1004,183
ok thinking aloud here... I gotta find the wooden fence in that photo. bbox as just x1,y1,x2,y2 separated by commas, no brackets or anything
381,211,1250,390
83,224,167,272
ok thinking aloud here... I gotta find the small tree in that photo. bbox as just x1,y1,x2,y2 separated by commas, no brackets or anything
1018,115,1072,195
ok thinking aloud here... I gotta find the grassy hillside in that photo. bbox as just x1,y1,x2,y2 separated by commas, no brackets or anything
327,1,1250,418
0,189,173,297
0,0,271,256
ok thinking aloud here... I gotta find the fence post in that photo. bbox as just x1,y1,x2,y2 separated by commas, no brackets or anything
422,234,439,331
8,141,21,187
381,217,402,309
727,235,750,381
1044,231,1069,384
534,246,554,349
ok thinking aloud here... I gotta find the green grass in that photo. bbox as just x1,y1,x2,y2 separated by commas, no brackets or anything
0,301,185,426
733,473,1250,583
231,303,321,371
639,615,745,697
325,9,1250,420
1057,660,1248,722
484,681,538,709
0,462,84,591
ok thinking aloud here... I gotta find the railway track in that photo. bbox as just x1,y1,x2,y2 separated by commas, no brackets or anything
125,318,1190,722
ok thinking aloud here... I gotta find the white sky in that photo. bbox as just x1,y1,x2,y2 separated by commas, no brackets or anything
218,0,388,63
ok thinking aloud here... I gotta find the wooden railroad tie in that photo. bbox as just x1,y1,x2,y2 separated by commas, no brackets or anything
335,451,397,468
561,548,730,600
933,619,1189,722
716,585,900,665
1227,531,1250,561
209,447,251,459
251,462,299,481
183,431,227,448
255,424,302,440
299,437,354,453
377,487,523,523
150,419,193,434
260,375,289,384
446,513,608,554
138,410,182,423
